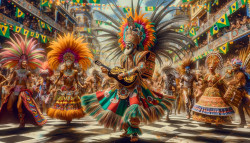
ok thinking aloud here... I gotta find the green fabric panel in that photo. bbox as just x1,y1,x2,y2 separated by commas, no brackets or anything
99,90,117,110
115,96,129,116
127,126,142,135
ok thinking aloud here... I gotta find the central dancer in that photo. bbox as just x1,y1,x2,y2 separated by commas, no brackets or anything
81,0,194,141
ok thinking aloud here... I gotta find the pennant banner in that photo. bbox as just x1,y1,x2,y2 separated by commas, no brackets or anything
15,8,25,18
0,24,10,38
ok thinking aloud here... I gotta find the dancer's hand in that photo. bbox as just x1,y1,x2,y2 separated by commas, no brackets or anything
101,66,108,74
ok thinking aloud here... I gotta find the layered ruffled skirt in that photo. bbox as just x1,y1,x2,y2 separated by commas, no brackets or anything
48,86,84,121
81,83,174,134
192,87,234,124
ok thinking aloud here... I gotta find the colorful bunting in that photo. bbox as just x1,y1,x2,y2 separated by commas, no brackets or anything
15,8,25,18
229,1,239,14
14,25,22,33
22,29,30,37
145,6,155,11
0,24,10,38
40,0,52,8
189,27,196,37
123,7,132,13
210,23,219,36
89,0,100,3
217,14,230,28
218,43,229,54
40,35,47,43
46,24,52,32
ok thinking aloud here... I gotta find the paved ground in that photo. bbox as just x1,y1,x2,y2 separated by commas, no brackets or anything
0,114,250,143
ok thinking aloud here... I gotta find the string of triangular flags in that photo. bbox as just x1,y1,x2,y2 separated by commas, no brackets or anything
0,23,50,43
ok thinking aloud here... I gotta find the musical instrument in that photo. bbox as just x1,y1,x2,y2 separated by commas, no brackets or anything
224,85,242,107
95,60,138,87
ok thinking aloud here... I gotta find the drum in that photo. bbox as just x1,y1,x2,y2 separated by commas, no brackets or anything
224,85,242,107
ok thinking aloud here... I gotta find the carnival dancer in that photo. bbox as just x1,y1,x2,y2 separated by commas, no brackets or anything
0,34,47,128
227,47,250,127
179,57,197,119
162,65,178,120
84,68,102,94
47,33,93,124
192,51,234,125
36,61,54,113
81,0,194,141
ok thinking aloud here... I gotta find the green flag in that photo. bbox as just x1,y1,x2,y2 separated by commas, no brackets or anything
207,2,211,13
30,32,35,37
89,0,100,3
15,8,25,18
0,24,10,38
87,28,91,34
210,23,219,36
96,20,102,25
189,27,196,37
22,29,30,37
145,6,155,11
73,0,83,3
123,7,132,13
194,38,198,47
14,25,22,33
214,0,219,5
35,33,40,39
40,35,47,43
178,25,184,33
217,14,230,28
46,24,52,32
229,1,239,14
241,0,247,5
218,43,229,54
182,0,192,2
39,20,46,29
40,0,52,8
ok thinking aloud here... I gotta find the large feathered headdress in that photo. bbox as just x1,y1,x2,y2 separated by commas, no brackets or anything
47,33,93,70
180,56,195,74
91,0,194,65
236,46,250,69
0,34,44,69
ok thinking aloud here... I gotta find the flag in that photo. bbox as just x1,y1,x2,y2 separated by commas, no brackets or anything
145,6,155,11
14,25,22,33
241,0,247,5
218,43,229,54
73,0,83,3
22,29,30,37
217,14,230,28
182,0,192,2
189,27,196,37
15,8,25,18
178,25,184,33
46,24,52,32
40,35,47,43
35,33,40,39
229,1,239,14
0,24,10,38
40,0,52,8
123,7,132,13
39,20,46,29
30,32,35,37
96,20,102,25
210,23,219,36
194,38,198,47
207,2,211,13
87,28,91,34
89,0,100,3
214,0,219,5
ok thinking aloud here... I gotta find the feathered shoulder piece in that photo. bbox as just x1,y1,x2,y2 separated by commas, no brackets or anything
239,46,250,69
47,33,93,71
0,34,44,69
92,0,194,64
40,61,54,76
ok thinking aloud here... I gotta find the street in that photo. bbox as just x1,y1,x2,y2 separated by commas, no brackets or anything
0,114,250,143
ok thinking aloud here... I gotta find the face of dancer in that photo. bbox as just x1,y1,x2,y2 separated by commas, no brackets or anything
65,60,73,69
21,61,27,69
124,42,135,55
185,67,190,75
208,63,216,73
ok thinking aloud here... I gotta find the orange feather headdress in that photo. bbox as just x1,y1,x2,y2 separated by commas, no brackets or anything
47,33,93,70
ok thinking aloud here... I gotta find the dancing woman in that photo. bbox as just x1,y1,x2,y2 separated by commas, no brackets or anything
0,34,46,128
47,33,93,124
192,51,234,125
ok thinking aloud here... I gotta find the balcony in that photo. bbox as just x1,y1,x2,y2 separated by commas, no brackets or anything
0,13,54,41
192,0,243,40
12,0,68,33
56,4,77,25
193,23,250,57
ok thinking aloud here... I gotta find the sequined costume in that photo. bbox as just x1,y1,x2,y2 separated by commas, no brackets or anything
81,0,194,141
0,34,46,127
192,52,234,125
47,33,93,123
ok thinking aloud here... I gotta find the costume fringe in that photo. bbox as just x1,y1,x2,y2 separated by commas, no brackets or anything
47,108,85,121
127,126,142,135
122,104,150,124
82,94,122,131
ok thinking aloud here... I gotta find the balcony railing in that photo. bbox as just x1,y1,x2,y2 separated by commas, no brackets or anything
57,4,77,24
0,13,54,41
12,0,68,33
192,0,242,40
193,23,250,57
